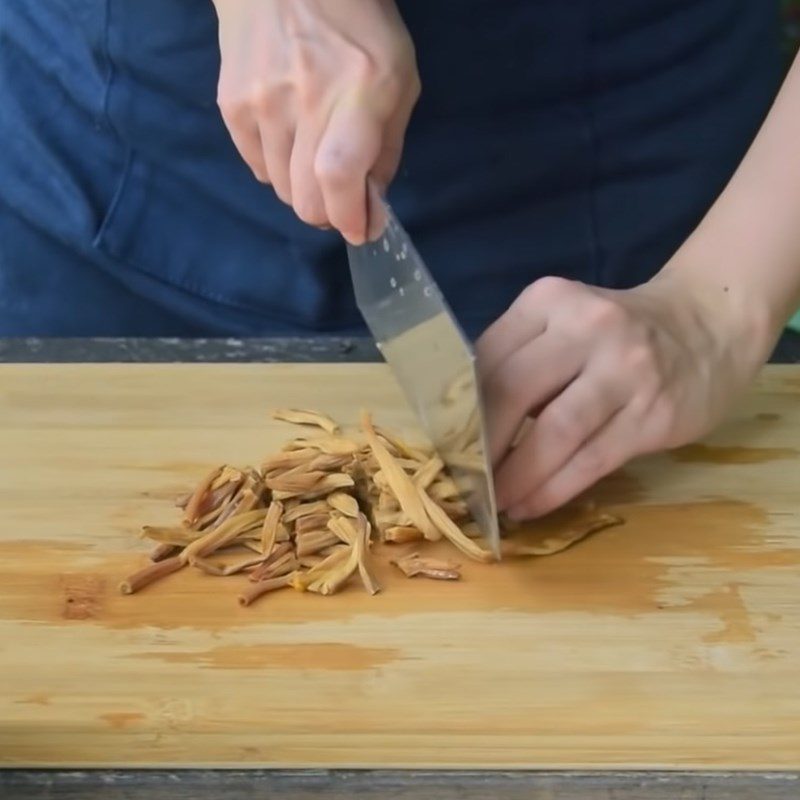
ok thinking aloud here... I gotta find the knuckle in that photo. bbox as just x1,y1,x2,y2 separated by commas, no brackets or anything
623,341,657,374
545,404,580,441
314,148,356,187
518,276,570,311
216,91,246,122
347,48,378,86
585,297,626,329
249,86,271,112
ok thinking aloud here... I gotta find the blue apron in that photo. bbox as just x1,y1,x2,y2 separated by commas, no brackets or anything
0,1,780,336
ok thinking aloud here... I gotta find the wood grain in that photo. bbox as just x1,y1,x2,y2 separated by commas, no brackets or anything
1,363,799,769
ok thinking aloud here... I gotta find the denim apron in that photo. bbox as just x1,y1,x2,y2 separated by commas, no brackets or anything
0,1,780,336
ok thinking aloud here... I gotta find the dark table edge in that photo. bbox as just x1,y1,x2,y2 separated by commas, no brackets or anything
1,331,800,363
0,337,382,363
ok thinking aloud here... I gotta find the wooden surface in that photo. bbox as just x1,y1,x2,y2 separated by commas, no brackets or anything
1,363,799,770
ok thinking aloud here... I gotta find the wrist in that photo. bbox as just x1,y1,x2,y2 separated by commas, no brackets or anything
651,243,779,381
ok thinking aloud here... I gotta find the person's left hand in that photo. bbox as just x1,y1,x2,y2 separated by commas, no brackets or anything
476,272,773,520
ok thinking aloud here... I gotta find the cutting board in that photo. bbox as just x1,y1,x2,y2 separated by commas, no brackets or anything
1,363,799,769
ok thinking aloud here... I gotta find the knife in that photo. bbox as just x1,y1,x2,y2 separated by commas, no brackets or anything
347,202,501,558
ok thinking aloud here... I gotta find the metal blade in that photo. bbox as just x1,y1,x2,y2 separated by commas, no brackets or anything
347,204,500,558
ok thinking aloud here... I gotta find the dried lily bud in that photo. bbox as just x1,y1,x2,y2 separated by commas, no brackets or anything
124,408,623,605
391,552,461,581
384,526,424,544
502,514,624,557
272,408,340,434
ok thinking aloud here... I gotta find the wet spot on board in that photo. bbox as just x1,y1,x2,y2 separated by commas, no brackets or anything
1,499,798,649
671,443,799,465
698,584,757,644
15,693,51,706
138,642,401,672
755,413,781,422
100,712,145,729
61,574,106,620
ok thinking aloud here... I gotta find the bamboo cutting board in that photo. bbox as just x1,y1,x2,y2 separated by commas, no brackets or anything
1,363,799,769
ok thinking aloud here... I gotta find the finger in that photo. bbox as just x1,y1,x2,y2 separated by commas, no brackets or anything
370,95,414,190
365,177,387,242
506,409,635,520
220,109,270,184
289,118,329,227
256,114,295,205
315,100,383,244
494,372,627,511
476,277,571,381
483,331,585,465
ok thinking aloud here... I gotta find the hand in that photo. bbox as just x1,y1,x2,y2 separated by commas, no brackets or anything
477,271,773,520
212,0,420,244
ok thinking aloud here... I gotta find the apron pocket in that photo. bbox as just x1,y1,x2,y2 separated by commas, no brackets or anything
92,148,352,328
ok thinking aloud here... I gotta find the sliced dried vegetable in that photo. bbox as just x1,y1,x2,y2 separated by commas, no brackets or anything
121,408,623,606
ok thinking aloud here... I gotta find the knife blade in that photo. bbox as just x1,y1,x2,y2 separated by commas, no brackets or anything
347,203,500,558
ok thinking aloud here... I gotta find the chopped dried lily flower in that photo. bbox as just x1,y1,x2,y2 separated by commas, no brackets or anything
412,455,444,490
282,500,330,522
264,470,326,494
327,491,359,518
384,525,424,544
308,453,353,471
419,490,494,563
327,514,358,545
141,525,203,547
377,491,399,512
296,531,340,557
182,466,223,526
362,412,440,541
248,541,294,582
435,498,470,521
260,448,318,472
260,499,284,556
502,514,624,557
428,478,460,501
273,408,340,434
123,409,623,604
274,472,354,501
391,552,461,581
295,513,333,534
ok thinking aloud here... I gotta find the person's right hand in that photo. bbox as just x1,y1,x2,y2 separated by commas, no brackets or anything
212,0,420,244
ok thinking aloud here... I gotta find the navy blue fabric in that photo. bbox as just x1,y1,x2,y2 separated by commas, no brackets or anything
0,1,781,337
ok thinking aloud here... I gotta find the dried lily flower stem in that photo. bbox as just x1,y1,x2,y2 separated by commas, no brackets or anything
249,541,294,582
238,574,293,607
149,542,180,562
120,556,185,594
